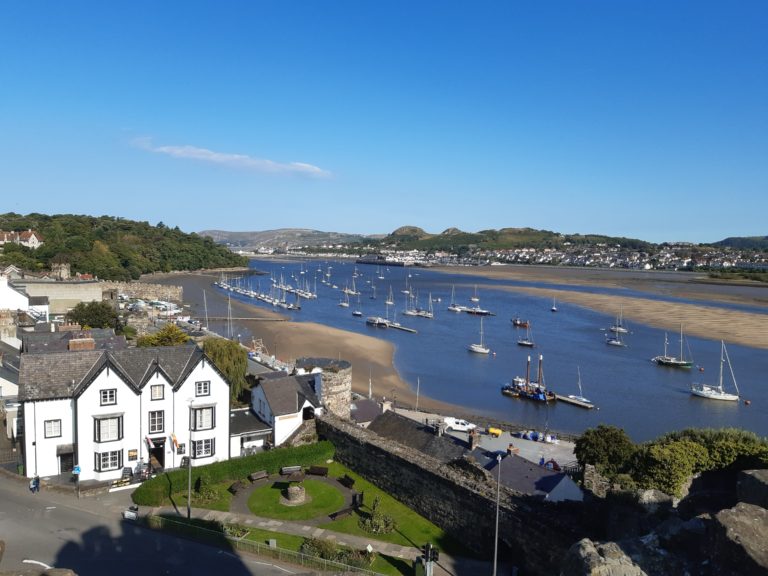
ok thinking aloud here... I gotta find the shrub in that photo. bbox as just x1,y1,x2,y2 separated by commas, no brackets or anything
574,425,636,478
358,495,396,535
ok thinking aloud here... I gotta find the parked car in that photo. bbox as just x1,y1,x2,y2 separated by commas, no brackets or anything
443,417,477,433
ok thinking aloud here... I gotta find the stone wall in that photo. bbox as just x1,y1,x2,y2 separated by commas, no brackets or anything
295,358,351,420
10,280,103,315
317,414,585,575
101,281,183,303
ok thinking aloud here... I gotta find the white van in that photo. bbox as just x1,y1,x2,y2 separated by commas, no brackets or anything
443,417,477,433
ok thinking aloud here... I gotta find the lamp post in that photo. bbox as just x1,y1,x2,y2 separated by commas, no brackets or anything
187,399,193,519
492,453,502,576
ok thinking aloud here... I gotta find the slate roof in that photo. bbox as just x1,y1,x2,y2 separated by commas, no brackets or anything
259,374,319,416
21,329,127,354
350,398,382,425
229,408,272,436
0,340,21,372
367,411,468,463
0,363,19,386
18,344,212,402
479,451,568,498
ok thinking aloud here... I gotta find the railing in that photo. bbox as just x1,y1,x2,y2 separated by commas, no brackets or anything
144,515,385,575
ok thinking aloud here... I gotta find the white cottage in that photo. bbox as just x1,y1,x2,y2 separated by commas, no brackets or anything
18,345,230,482
251,373,322,446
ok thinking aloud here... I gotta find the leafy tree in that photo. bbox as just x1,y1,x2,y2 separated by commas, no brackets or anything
136,323,190,347
65,301,122,331
574,424,636,478
633,440,709,497
202,337,247,402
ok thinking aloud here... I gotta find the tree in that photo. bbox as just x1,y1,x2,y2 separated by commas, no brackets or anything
66,301,122,331
136,323,190,347
202,337,247,403
574,424,636,478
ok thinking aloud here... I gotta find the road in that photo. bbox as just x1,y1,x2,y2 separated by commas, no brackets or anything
0,477,302,576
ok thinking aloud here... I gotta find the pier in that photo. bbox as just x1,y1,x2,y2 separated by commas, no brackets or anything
554,394,595,409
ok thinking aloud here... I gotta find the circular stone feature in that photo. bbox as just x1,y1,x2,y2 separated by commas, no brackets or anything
287,484,306,503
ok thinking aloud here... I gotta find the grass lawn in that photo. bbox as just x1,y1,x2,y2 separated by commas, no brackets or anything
247,478,346,521
176,481,232,512
319,462,472,558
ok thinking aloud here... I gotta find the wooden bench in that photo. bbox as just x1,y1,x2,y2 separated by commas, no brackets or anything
280,465,302,476
338,474,355,489
329,506,355,520
248,470,269,482
228,480,247,495
307,465,329,477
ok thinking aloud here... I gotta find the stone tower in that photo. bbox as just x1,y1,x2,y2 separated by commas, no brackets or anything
295,357,351,420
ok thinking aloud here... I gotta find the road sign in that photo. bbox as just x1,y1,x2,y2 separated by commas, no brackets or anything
73,465,81,475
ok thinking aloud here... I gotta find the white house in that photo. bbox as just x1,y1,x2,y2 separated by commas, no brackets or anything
18,345,230,482
0,275,29,311
251,373,322,446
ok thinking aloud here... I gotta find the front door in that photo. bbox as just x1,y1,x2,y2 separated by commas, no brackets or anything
59,452,74,473
149,437,165,471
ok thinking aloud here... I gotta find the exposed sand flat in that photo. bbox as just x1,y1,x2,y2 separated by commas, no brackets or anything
503,286,768,350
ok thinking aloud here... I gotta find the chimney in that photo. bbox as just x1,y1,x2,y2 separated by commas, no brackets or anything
69,338,96,351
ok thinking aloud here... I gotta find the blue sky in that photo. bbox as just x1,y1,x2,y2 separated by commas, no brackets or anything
1,1,766,244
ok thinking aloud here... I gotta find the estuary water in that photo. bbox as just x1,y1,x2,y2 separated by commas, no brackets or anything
219,259,767,442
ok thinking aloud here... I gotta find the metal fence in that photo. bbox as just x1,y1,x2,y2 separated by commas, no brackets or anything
145,515,386,575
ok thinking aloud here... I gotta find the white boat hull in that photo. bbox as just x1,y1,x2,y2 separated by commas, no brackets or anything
690,384,739,402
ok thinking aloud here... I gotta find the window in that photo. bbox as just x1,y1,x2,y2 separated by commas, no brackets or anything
100,389,117,406
195,381,210,397
94,416,122,442
95,450,122,471
149,410,164,434
192,407,215,431
192,438,215,459
44,419,61,438
150,385,164,400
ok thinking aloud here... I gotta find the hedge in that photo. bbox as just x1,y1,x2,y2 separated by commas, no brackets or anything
132,441,335,506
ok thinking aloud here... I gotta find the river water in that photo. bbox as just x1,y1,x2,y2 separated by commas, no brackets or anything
198,259,768,442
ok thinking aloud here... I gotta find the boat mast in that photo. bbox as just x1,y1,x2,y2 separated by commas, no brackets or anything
203,290,209,331
722,341,740,396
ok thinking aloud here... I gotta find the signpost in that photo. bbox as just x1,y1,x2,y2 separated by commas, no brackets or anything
73,465,81,499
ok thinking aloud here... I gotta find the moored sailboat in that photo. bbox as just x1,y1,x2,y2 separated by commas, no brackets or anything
652,325,693,368
690,340,740,401
468,317,490,354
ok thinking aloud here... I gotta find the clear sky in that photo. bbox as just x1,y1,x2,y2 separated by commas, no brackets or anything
1,2,766,244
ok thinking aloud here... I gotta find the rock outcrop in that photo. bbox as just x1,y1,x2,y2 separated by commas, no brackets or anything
711,502,768,575
737,470,768,510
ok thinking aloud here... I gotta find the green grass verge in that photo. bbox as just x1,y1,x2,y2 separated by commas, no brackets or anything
247,478,345,521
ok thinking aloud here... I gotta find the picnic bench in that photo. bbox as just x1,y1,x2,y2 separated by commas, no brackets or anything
328,506,355,521
338,474,355,489
228,480,247,495
248,470,269,482
307,465,329,477
280,465,302,476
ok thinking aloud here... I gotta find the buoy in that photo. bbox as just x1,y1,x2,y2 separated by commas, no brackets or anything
744,400,751,406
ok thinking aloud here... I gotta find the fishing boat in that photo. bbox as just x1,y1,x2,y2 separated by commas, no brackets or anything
501,355,556,402
511,317,529,328
690,340,740,401
652,325,693,368
516,323,535,348
468,317,490,354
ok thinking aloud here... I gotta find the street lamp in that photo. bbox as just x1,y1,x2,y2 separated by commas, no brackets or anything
492,453,502,576
187,399,193,519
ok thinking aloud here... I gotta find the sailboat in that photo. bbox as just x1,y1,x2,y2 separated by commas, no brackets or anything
338,292,350,308
567,367,594,408
468,317,490,354
652,325,693,368
470,285,480,303
448,285,467,313
605,329,626,347
352,294,363,317
690,341,740,401
385,285,395,306
516,323,535,347
609,306,628,333
551,297,558,312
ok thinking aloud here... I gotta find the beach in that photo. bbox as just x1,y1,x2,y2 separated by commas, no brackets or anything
148,264,768,422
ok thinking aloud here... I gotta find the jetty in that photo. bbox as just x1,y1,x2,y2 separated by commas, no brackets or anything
554,394,595,409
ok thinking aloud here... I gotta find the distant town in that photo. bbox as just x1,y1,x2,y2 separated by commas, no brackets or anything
247,241,768,273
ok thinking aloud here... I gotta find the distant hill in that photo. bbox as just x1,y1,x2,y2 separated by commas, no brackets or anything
0,213,247,280
199,228,381,250
203,225,654,253
713,236,768,250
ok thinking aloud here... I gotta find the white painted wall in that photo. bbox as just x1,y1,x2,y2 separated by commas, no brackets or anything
0,276,28,311
23,398,74,477
546,475,584,503
0,374,18,398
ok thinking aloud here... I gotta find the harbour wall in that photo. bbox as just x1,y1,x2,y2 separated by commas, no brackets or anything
316,414,586,575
